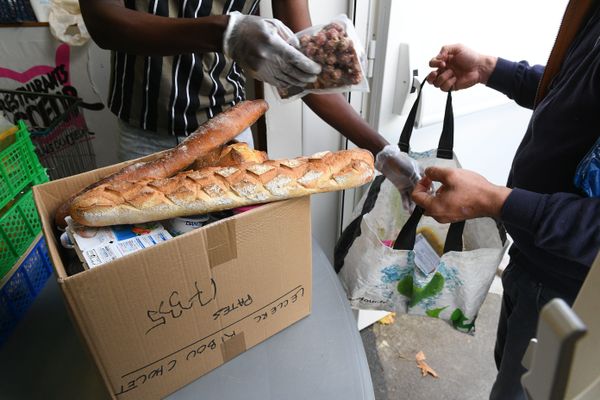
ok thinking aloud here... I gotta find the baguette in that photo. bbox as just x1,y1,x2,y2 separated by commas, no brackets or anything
192,142,268,169
70,149,375,226
54,100,268,228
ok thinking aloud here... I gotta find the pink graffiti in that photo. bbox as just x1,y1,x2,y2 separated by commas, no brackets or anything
0,43,70,84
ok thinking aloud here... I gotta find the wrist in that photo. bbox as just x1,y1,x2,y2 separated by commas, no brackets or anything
485,185,511,218
478,55,498,85
208,14,232,54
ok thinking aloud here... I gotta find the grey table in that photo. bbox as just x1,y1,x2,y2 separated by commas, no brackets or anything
0,240,375,400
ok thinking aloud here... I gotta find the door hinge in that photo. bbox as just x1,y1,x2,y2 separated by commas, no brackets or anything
367,39,376,78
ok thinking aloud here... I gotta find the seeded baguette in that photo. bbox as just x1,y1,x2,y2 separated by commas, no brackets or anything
54,100,268,228
70,149,375,226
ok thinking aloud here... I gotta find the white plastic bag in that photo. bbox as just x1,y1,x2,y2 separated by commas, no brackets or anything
276,14,369,101
49,0,90,46
335,85,508,334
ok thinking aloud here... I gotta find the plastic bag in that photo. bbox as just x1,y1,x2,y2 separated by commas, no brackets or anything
574,136,600,197
335,87,508,334
276,14,369,101
49,0,90,46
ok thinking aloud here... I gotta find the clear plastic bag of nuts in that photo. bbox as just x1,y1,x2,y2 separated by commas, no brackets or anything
276,14,369,101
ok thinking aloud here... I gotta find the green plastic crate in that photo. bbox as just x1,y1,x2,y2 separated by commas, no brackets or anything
0,121,48,211
0,189,43,279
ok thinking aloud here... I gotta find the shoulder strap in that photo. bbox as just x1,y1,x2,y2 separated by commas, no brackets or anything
535,0,596,106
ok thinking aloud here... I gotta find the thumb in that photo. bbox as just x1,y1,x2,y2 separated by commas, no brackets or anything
412,187,434,209
411,176,433,208
286,46,322,74
267,18,296,43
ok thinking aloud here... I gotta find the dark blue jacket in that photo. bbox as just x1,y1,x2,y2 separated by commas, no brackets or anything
487,9,600,298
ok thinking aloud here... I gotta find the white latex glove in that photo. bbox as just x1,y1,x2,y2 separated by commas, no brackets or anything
375,144,422,192
223,12,321,88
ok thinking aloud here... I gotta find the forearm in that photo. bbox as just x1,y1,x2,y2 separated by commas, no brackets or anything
501,189,600,265
303,94,387,154
487,58,545,109
80,0,228,56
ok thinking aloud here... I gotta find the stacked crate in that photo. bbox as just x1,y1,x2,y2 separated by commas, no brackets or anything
0,121,51,346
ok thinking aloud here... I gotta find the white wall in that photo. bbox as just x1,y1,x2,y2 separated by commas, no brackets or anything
369,0,568,185
371,0,567,140
410,102,531,186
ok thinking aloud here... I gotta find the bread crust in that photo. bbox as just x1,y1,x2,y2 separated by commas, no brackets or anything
70,149,375,226
54,100,268,228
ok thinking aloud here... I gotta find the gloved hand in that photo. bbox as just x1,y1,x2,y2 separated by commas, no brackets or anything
375,144,422,192
223,12,321,88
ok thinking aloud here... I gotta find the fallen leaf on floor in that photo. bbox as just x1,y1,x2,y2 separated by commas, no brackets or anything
416,351,439,378
377,312,396,325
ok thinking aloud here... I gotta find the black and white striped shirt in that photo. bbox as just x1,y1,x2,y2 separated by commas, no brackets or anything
108,0,260,137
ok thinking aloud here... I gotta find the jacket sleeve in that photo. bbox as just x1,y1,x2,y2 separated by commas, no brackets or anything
501,188,600,266
486,58,545,109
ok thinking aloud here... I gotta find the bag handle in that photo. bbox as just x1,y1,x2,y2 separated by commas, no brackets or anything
398,81,454,160
392,206,465,253
334,81,457,272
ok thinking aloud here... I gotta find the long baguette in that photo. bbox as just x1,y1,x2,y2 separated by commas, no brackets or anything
192,142,268,169
70,149,375,226
54,99,268,228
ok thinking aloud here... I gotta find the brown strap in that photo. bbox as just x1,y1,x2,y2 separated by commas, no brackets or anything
535,0,596,106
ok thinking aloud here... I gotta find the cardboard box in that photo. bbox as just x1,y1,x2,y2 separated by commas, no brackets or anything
33,160,312,400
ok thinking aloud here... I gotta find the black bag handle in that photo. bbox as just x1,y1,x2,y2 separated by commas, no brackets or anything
392,206,465,252
333,83,457,272
333,175,386,272
399,81,454,159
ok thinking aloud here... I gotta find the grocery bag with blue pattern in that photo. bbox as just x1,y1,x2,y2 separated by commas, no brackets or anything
335,83,508,333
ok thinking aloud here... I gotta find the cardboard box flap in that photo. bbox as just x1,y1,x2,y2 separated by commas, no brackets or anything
33,183,68,279
33,157,148,279
203,217,237,268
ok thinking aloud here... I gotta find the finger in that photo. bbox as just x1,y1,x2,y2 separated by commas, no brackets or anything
268,19,296,43
429,58,446,69
433,68,456,89
412,176,432,195
426,71,438,84
411,190,435,211
424,166,453,183
285,46,322,75
411,178,435,210
436,47,449,61
435,185,447,196
279,69,311,87
440,76,457,92
441,44,463,57
284,63,319,83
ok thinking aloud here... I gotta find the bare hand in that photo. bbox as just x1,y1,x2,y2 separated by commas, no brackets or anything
426,44,497,92
411,167,511,223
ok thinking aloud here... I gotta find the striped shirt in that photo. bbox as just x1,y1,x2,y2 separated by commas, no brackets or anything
108,0,260,137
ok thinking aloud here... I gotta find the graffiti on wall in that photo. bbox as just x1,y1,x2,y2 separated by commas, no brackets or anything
0,43,103,129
